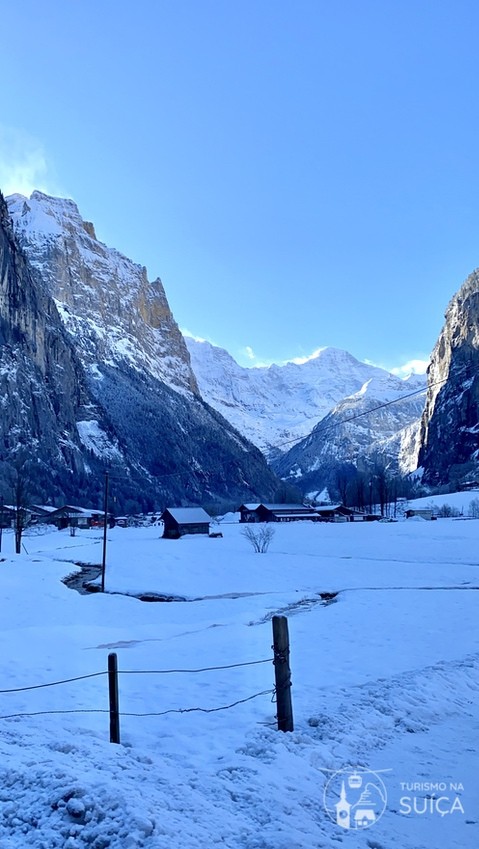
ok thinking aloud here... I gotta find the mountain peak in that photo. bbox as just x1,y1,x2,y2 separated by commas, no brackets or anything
7,190,196,395
186,336,421,456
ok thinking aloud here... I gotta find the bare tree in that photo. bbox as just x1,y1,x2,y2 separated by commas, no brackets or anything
468,498,479,519
348,470,367,511
437,503,461,518
11,461,32,554
374,464,390,517
334,468,350,505
241,524,275,553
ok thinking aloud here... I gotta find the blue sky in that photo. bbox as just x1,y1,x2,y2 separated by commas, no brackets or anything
1,0,479,373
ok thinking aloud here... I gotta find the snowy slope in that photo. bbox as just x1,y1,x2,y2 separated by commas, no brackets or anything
186,338,425,458
0,519,477,848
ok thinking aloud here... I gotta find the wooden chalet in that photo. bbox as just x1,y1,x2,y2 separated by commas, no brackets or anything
47,505,107,529
238,503,261,523
161,507,211,539
239,503,320,523
0,504,16,528
30,505,59,523
314,504,370,522
459,480,479,491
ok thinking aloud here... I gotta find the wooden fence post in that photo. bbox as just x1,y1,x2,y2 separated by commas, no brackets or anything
108,652,120,744
272,615,293,731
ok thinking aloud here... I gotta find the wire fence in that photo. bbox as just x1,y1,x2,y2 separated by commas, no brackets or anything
0,616,293,739
0,656,277,725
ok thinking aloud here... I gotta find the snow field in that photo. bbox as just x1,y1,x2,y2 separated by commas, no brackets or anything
0,518,477,847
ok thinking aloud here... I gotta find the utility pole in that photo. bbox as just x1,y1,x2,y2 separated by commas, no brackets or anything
272,615,293,732
101,471,109,592
108,652,120,743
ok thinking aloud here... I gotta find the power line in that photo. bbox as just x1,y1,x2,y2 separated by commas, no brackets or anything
271,377,448,452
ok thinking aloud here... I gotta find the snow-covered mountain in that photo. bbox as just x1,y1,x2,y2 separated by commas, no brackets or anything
3,188,429,506
186,338,426,466
7,191,196,394
3,191,278,508
273,371,426,493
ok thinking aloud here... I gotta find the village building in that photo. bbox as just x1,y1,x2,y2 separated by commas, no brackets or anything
314,505,376,522
161,507,211,539
238,504,261,523
238,502,381,524
314,504,352,522
30,505,60,523
458,480,479,491
238,503,321,523
0,504,16,528
405,508,435,521
47,505,108,529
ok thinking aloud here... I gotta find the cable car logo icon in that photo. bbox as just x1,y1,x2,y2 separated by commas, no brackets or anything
323,767,388,830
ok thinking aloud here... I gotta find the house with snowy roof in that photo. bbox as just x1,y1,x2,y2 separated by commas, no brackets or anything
47,505,108,529
161,507,211,539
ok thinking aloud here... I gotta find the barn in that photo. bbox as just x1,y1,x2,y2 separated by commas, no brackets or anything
161,507,211,539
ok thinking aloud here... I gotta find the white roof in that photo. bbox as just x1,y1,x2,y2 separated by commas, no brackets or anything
58,505,105,516
164,507,211,524
262,503,310,510
273,512,318,519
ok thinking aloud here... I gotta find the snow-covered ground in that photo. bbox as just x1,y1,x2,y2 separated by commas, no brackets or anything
0,516,478,848
407,488,479,514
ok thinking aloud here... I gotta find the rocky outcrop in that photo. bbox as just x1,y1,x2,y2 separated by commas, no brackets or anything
418,270,479,486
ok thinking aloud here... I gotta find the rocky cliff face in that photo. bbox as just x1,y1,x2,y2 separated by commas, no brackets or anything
7,192,197,394
418,270,479,486
0,191,100,496
2,191,278,509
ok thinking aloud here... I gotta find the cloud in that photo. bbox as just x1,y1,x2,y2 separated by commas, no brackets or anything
390,359,429,377
181,327,222,347
181,328,207,342
0,126,58,197
240,346,328,368
288,347,327,365
363,356,430,377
